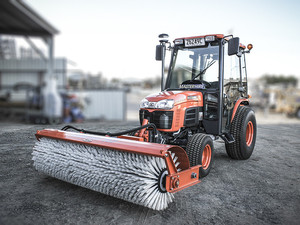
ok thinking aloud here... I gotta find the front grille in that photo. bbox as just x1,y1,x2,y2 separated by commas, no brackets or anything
139,110,173,129
153,111,173,129
184,107,198,126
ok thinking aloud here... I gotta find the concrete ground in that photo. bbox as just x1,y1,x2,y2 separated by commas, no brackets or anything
0,116,299,225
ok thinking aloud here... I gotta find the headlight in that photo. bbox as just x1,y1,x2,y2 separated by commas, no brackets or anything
139,99,174,110
155,99,174,110
140,98,149,108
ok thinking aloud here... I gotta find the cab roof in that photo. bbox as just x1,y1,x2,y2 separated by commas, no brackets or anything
174,34,224,41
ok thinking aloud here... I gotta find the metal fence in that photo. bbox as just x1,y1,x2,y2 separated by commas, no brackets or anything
70,90,126,121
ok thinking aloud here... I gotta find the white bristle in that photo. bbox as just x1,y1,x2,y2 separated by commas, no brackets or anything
32,138,178,210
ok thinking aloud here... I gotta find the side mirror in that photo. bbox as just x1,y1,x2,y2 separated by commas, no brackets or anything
228,37,240,56
156,45,163,61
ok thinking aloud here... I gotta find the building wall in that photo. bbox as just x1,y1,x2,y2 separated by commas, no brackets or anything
2,72,39,86
0,58,67,89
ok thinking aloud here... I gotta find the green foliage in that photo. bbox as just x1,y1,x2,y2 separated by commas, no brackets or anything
261,74,298,86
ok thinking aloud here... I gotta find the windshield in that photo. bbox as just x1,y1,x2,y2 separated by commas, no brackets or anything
166,44,219,89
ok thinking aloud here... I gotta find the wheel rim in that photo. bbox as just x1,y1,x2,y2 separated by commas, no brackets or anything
246,121,254,146
202,144,211,170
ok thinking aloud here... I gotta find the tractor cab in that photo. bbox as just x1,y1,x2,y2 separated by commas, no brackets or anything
157,34,253,136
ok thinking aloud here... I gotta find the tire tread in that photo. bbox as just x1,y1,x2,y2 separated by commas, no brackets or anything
226,106,253,159
186,133,214,178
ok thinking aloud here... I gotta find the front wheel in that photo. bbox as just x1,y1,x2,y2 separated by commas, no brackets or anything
186,133,214,178
226,106,257,160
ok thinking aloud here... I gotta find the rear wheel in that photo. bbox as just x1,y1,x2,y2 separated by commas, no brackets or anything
226,106,257,160
186,133,214,178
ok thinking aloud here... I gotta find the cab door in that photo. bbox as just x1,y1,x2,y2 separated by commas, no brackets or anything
222,42,247,132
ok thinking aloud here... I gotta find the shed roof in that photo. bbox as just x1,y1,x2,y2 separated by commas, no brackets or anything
0,0,59,36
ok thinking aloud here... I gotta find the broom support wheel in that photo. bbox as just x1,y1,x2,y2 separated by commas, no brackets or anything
158,169,168,193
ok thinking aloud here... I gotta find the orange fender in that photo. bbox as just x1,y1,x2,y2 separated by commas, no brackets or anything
231,98,249,122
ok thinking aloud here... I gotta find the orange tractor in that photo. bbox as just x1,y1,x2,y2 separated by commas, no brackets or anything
33,34,256,210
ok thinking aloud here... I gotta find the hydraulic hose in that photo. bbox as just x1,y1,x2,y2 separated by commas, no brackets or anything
61,124,158,141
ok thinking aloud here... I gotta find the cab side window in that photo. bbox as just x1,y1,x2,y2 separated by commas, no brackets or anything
222,43,243,131
224,43,240,85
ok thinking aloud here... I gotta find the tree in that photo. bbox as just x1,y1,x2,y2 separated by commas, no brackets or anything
261,74,298,87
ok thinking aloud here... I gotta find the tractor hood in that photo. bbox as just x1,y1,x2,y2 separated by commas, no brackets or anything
145,90,203,106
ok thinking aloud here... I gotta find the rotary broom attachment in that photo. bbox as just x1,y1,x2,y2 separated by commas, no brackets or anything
33,128,202,210
33,138,176,210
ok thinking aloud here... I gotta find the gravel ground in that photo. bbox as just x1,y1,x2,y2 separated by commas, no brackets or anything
0,120,299,225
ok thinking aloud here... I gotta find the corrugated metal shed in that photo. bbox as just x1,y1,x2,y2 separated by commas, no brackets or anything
0,58,67,88
0,58,65,71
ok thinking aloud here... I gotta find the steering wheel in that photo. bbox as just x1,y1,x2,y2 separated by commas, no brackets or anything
181,79,211,88
199,80,211,88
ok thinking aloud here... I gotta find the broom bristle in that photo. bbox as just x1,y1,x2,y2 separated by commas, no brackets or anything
32,138,179,210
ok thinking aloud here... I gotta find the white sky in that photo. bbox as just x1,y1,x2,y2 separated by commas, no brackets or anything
25,0,300,80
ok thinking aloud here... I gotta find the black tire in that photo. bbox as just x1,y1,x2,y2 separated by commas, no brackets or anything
186,133,214,178
225,106,257,160
296,108,300,119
